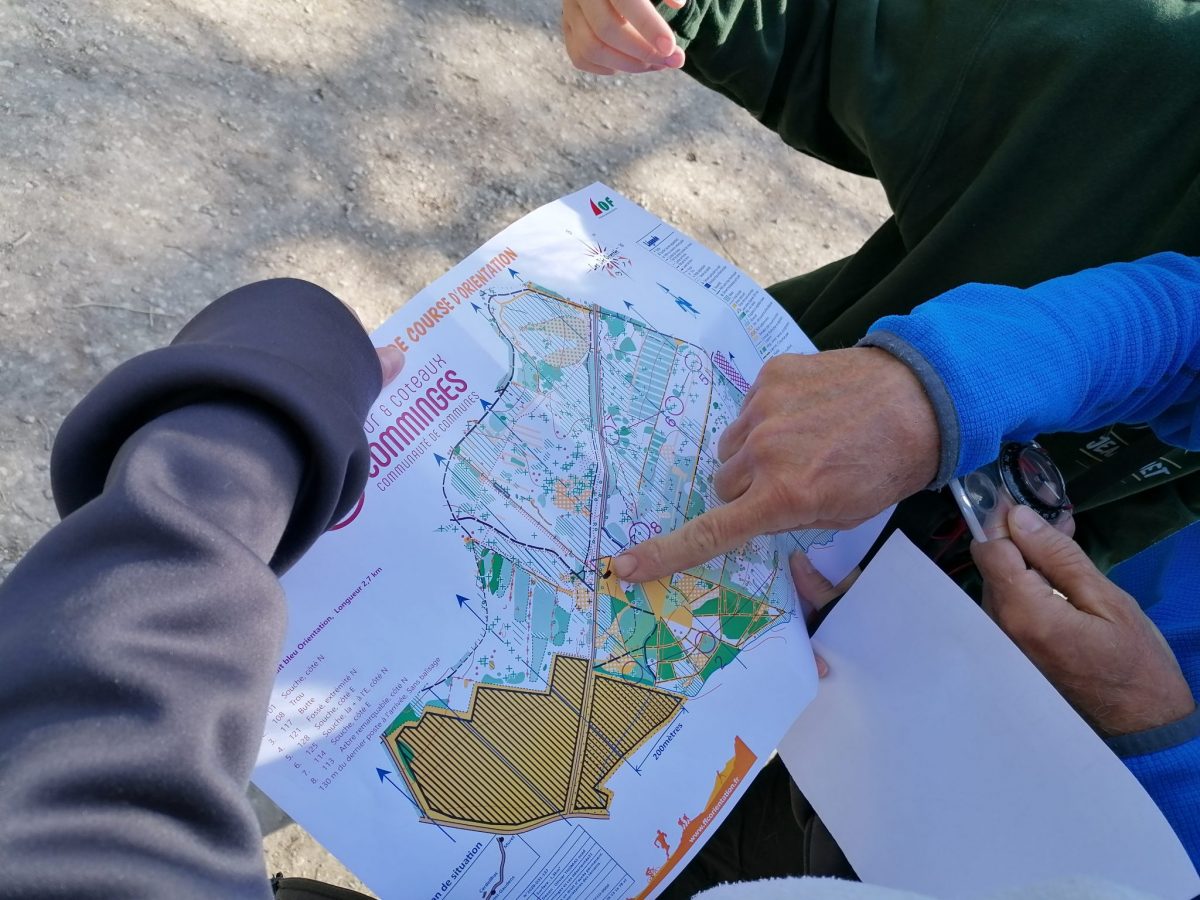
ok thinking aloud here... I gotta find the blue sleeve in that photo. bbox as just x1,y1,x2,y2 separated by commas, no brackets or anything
1105,524,1200,871
860,253,1200,483
863,255,1200,866
1117,731,1200,873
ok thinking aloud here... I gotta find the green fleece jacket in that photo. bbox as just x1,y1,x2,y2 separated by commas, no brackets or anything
660,0,1200,571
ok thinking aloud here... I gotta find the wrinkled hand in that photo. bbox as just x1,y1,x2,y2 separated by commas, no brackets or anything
973,504,1196,736
612,348,939,582
562,0,687,75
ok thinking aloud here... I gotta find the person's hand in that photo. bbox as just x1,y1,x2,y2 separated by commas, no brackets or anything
789,550,860,630
335,295,405,387
789,550,862,679
562,0,687,75
377,344,405,386
973,504,1196,736
611,348,940,582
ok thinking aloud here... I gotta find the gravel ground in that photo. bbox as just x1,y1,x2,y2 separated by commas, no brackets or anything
1,0,887,893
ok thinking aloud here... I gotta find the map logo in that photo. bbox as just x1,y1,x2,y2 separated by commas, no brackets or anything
590,196,617,217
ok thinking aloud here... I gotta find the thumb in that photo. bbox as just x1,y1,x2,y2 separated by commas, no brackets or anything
971,533,1056,621
789,551,861,620
789,551,842,611
377,345,406,386
1006,505,1105,611
971,531,1085,653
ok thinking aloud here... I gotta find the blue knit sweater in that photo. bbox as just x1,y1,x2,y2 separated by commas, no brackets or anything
863,252,1200,870
1108,524,1200,873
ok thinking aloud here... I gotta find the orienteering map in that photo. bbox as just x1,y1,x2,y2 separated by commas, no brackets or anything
254,185,886,900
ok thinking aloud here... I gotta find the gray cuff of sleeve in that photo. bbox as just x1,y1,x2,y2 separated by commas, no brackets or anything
51,278,381,574
1105,703,1200,758
856,330,958,490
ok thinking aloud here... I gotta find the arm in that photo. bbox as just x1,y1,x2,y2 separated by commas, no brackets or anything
972,507,1200,870
562,0,686,75
562,0,875,174
1106,522,1200,872
0,280,382,898
867,253,1200,865
863,252,1200,483
615,253,1200,583
1119,727,1200,873
564,0,1022,187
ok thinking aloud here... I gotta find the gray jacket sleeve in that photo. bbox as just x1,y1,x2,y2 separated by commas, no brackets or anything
0,279,380,899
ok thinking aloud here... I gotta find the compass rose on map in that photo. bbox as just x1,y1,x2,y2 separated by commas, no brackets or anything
580,236,632,278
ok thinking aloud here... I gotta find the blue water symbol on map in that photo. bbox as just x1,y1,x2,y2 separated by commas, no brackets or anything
657,282,700,316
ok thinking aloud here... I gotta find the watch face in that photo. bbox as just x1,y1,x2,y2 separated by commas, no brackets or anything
1001,442,1068,515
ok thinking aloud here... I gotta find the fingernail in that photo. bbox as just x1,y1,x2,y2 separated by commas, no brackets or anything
815,655,830,678
1011,504,1046,534
612,554,636,579
655,35,675,56
664,48,685,67
378,344,406,385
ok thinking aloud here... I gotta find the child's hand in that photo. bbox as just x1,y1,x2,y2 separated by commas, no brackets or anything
562,0,687,75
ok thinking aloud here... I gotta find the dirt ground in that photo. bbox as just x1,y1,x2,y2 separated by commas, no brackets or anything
1,0,887,893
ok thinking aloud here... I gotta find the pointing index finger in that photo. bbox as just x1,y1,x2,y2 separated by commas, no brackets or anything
611,494,764,583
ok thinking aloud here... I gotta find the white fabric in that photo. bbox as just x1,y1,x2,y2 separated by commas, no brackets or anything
692,876,928,900
691,876,1161,900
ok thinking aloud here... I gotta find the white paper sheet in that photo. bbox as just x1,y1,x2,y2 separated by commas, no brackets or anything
780,532,1200,899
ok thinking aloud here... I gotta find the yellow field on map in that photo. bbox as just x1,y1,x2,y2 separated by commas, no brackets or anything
384,655,682,833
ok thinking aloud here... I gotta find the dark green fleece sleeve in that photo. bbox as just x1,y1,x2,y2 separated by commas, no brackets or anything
660,0,1200,283
656,1,1200,576
659,0,1016,212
